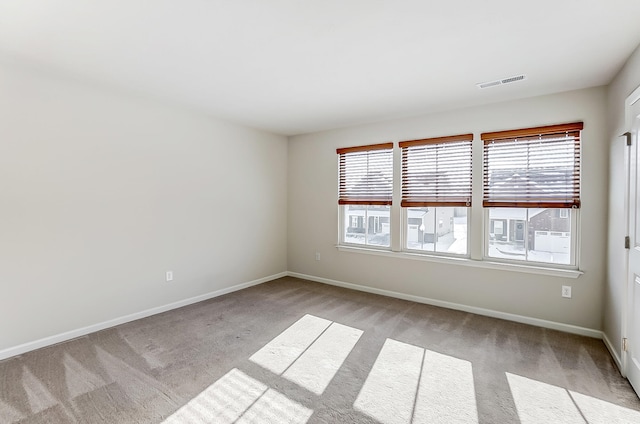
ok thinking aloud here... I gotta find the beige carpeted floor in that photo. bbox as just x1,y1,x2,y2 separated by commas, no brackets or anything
1,276,639,423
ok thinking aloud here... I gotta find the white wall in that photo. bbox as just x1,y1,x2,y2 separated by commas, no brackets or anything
605,44,640,363
0,60,288,353
288,87,607,331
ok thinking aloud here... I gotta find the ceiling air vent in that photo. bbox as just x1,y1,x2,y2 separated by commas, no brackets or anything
477,74,526,89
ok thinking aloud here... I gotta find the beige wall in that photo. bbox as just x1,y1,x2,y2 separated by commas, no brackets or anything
0,60,288,353
605,44,640,363
288,87,607,330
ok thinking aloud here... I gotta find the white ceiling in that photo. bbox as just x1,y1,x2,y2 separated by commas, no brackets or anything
1,1,640,136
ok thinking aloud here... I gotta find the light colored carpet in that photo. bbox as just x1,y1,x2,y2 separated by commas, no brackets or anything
1,276,639,423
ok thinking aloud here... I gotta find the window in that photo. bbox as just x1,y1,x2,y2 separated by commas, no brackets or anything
482,122,582,266
400,134,472,255
337,143,393,248
335,121,582,273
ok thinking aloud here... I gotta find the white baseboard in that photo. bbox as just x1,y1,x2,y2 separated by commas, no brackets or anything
603,332,624,375
0,272,287,362
288,271,604,339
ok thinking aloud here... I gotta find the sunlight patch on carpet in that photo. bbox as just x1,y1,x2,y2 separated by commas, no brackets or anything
413,350,478,423
354,339,424,424
507,372,640,424
251,314,363,394
571,390,640,423
250,314,332,374
507,373,584,423
163,368,312,424
163,369,267,423
354,339,478,424
283,322,363,395
236,388,313,424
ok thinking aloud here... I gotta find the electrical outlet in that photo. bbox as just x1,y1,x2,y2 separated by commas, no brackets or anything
166,271,173,282
315,252,321,261
561,285,571,298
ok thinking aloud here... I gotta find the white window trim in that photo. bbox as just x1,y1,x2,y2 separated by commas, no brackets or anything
336,244,583,278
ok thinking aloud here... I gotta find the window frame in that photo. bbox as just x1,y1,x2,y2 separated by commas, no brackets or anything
481,122,582,268
337,142,393,250
398,133,473,257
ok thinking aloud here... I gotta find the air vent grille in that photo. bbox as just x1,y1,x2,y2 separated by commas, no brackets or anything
477,74,526,89
501,75,525,84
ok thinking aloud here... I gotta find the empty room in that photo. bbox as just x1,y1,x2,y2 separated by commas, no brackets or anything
3,1,640,423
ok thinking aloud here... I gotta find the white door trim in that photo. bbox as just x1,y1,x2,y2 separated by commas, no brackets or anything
623,86,640,379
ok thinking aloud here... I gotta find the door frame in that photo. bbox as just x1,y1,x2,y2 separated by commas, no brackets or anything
622,85,640,378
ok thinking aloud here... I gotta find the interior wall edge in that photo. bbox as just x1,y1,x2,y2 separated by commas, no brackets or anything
0,271,288,362
287,271,603,339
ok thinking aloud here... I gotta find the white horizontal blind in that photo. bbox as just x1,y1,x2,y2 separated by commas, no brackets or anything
337,143,393,205
482,122,583,208
400,134,473,207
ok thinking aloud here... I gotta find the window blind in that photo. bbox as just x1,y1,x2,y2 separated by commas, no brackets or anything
482,122,583,208
399,134,473,207
337,143,393,205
